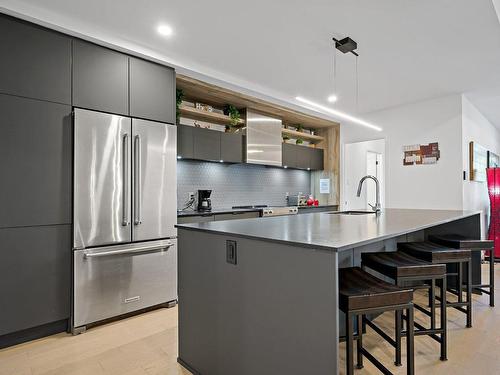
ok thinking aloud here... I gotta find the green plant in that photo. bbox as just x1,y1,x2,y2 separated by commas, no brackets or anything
176,89,184,123
295,124,304,132
282,134,290,142
296,138,304,145
224,104,241,127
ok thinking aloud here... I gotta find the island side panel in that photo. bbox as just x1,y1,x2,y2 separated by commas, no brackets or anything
178,229,339,375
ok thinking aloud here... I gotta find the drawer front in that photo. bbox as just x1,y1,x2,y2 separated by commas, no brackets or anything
73,240,177,328
177,215,214,224
215,212,260,221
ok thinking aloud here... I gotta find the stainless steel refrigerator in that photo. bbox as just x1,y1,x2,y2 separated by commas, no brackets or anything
72,108,177,333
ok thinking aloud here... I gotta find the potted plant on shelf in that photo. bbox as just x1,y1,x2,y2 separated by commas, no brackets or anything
176,88,184,124
223,104,241,132
296,124,304,132
282,134,290,143
296,138,304,145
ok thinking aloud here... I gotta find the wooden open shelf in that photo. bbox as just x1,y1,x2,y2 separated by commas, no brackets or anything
179,105,245,126
282,128,325,143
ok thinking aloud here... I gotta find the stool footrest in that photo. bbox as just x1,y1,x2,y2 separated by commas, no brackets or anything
364,319,397,347
359,347,394,375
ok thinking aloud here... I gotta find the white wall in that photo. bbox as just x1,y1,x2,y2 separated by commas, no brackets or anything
343,139,385,210
462,96,500,238
342,95,464,210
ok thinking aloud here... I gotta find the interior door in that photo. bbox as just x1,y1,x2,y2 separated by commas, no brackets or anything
73,108,132,249
132,119,177,241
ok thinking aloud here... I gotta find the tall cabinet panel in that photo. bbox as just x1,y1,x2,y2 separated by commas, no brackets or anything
130,57,176,124
0,15,71,104
0,225,71,336
0,94,72,228
73,40,129,115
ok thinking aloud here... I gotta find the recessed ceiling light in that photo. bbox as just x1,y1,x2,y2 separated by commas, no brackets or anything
157,24,173,37
327,95,338,103
295,96,382,132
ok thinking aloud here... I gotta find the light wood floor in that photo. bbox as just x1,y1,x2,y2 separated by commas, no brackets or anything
1,264,499,375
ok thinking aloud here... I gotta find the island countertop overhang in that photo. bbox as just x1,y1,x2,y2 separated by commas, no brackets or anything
176,208,481,252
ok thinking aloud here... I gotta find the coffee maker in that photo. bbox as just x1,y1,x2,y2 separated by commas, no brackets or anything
197,190,212,211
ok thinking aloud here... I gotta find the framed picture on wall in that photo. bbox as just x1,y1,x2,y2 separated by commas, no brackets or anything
469,141,488,182
487,151,500,168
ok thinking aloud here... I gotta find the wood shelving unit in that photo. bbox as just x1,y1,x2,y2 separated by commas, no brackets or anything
281,128,325,143
179,105,245,126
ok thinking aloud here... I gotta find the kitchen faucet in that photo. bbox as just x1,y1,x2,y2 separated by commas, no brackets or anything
357,175,381,214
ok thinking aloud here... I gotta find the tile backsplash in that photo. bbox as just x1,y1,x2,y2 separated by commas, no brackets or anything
177,160,311,209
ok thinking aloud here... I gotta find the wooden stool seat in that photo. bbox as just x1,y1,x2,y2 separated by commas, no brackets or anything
339,267,413,311
339,267,415,374
429,234,494,250
429,234,495,307
398,241,471,263
362,251,446,279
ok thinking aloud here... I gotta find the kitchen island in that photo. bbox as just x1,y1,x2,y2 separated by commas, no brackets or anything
176,209,481,375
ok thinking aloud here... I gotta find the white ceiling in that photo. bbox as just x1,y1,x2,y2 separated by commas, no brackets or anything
2,0,500,130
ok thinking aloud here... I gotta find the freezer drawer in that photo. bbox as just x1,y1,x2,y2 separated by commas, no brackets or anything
73,239,177,328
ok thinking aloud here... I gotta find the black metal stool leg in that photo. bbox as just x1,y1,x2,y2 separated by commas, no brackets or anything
395,309,402,366
458,262,463,303
440,276,448,361
346,312,354,375
406,305,415,375
467,260,472,328
356,314,363,369
490,249,495,307
430,279,436,330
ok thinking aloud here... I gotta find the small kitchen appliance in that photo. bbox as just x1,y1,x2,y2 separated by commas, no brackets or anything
197,190,212,211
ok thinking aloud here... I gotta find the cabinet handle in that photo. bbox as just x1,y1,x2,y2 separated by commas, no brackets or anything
134,135,142,225
122,134,130,226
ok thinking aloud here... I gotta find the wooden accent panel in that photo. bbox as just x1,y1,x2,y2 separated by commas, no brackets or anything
311,126,340,205
177,75,339,129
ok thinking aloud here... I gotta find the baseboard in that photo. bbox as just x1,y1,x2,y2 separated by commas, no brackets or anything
0,319,68,349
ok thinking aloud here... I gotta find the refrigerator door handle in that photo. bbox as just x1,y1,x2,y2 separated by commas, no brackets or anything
83,242,173,258
122,134,130,226
134,134,142,225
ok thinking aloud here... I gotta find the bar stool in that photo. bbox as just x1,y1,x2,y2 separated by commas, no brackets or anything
339,267,415,375
398,241,473,328
361,251,447,363
429,234,495,307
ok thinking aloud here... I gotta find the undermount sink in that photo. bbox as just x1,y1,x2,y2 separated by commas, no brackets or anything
328,210,376,215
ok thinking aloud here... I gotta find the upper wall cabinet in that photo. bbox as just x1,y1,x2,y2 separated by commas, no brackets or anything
73,40,129,115
282,143,324,171
130,58,176,124
0,94,72,229
0,15,71,104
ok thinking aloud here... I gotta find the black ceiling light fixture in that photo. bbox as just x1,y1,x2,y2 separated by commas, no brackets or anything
331,35,360,111
333,36,359,56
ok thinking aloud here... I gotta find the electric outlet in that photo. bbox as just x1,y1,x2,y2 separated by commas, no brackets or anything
226,240,237,265
188,192,195,200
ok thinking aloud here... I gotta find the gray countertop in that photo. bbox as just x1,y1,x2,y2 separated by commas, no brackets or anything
176,208,480,252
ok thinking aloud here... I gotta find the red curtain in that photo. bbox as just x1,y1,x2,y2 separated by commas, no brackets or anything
487,168,500,258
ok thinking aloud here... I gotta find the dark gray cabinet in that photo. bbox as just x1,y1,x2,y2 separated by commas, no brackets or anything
177,125,194,159
177,215,214,224
309,147,324,171
193,127,221,161
282,143,324,171
220,133,244,163
130,57,175,124
0,225,71,336
282,143,297,168
73,40,129,115
0,15,71,104
0,94,72,228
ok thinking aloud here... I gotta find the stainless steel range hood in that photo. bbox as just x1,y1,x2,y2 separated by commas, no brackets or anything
245,110,282,167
